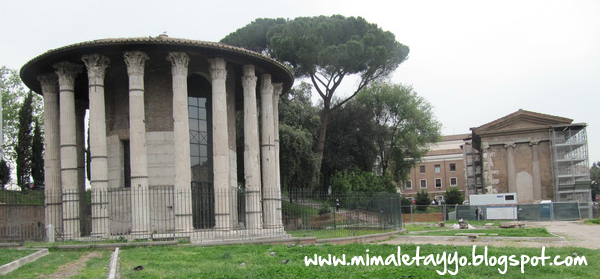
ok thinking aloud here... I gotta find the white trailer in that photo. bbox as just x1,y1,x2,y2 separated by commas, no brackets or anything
469,193,518,220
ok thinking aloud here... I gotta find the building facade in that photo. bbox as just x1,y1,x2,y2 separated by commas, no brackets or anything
20,36,294,240
403,134,469,202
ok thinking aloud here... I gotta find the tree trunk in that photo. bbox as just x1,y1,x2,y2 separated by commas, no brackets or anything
313,108,331,191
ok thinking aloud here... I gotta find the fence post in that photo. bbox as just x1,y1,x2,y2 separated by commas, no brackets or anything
410,204,414,224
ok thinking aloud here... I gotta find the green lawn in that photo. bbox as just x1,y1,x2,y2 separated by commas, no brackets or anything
0,249,111,279
287,229,393,239
412,228,553,237
0,249,38,266
583,218,600,225
115,244,597,278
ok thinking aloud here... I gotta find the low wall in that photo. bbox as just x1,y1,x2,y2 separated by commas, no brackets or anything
402,212,443,223
0,205,45,241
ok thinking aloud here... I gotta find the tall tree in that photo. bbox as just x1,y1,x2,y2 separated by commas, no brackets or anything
15,91,34,189
0,159,9,189
355,82,441,181
222,15,410,188
31,119,44,188
591,161,600,201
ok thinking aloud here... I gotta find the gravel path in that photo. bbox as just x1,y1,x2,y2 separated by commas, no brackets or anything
381,221,599,249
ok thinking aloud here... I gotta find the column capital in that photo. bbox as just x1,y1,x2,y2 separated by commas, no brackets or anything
167,52,190,76
53,61,82,86
260,74,273,95
37,73,58,94
504,142,516,149
209,58,227,80
529,141,540,146
242,75,257,89
82,54,110,80
272,83,283,101
124,51,149,76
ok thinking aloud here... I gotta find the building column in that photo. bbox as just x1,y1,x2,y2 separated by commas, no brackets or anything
272,83,283,197
124,51,150,237
53,61,82,238
167,52,193,232
530,141,542,200
260,74,282,229
242,65,262,229
209,57,231,230
504,142,517,193
82,54,110,237
38,73,62,240
226,65,239,227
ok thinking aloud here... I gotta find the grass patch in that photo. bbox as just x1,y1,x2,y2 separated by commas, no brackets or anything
0,249,38,266
583,218,600,225
0,249,111,279
414,228,553,237
116,244,598,278
287,229,393,239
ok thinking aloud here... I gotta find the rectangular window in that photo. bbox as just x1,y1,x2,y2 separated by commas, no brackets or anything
434,165,441,173
450,177,458,187
505,195,515,201
420,179,427,189
419,165,426,174
450,163,456,172
435,178,442,188
405,181,412,189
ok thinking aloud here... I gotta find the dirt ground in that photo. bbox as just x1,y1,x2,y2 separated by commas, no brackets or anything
381,221,599,249
39,252,102,279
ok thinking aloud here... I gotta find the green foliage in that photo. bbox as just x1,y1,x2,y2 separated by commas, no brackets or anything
444,187,464,205
0,159,10,189
355,82,441,181
31,119,44,187
279,124,316,192
318,205,331,215
16,91,34,189
330,168,396,193
415,190,431,212
590,162,599,201
1,66,44,164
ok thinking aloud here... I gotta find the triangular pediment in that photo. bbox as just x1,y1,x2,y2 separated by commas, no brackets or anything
472,109,572,134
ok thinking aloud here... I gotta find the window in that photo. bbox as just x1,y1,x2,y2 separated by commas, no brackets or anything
435,178,442,188
434,165,441,173
419,165,426,174
420,179,427,189
450,163,456,172
188,74,212,184
505,195,515,201
450,177,458,187
405,181,412,189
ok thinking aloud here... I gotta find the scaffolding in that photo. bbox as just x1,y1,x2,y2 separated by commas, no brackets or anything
550,124,592,218
463,139,483,196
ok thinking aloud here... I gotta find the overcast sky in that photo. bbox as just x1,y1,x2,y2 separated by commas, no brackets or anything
1,0,598,162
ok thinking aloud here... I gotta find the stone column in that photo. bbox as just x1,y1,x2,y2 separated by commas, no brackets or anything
226,65,238,227
242,65,262,229
82,54,110,237
260,74,282,229
54,61,82,238
504,142,517,193
124,51,150,237
209,58,231,230
167,52,193,232
272,83,283,196
38,73,62,239
75,100,87,235
530,141,542,200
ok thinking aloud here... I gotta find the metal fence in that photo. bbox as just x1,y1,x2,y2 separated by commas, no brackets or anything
0,188,403,243
400,202,588,223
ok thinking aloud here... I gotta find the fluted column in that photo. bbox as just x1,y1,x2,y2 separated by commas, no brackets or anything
226,65,238,227
242,65,262,229
504,142,516,193
38,73,62,240
82,54,110,237
124,51,150,237
260,74,282,229
209,57,231,230
530,141,542,200
54,61,82,238
272,83,283,197
75,99,87,235
167,52,193,232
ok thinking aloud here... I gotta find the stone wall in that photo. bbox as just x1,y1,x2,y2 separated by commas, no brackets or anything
0,205,45,241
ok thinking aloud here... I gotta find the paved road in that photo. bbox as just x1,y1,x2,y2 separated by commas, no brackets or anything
381,221,599,249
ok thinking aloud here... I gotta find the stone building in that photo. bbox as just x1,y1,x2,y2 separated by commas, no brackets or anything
19,35,293,240
403,134,469,202
465,110,591,210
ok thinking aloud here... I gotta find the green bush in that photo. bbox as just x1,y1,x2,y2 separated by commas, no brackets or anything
415,190,431,212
